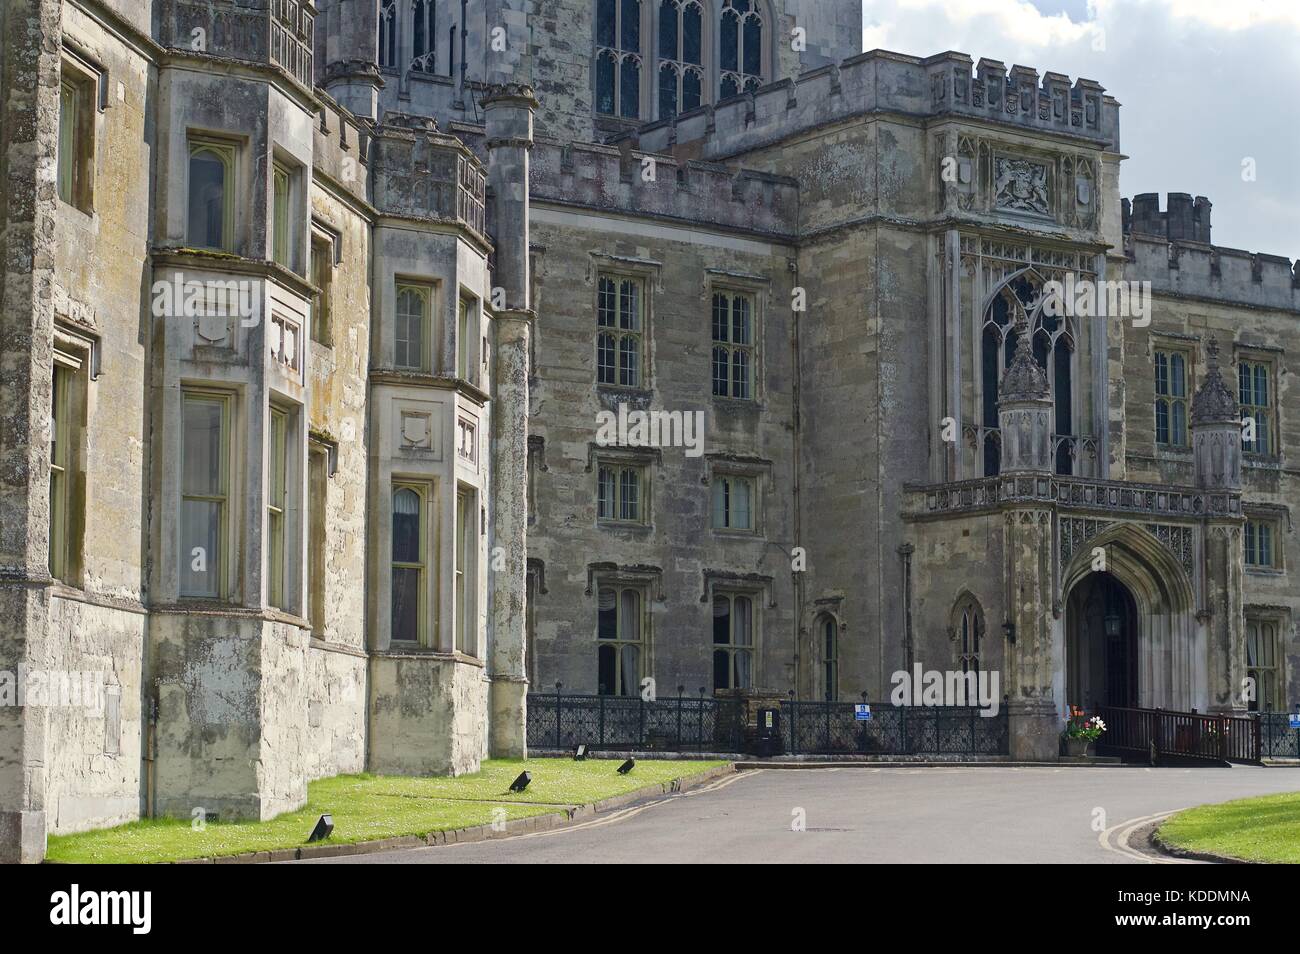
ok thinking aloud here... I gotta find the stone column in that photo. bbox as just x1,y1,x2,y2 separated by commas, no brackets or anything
0,0,61,864
998,321,1059,759
484,84,537,758
1190,338,1246,713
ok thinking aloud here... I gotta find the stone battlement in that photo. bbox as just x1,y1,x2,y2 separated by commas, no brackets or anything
526,137,799,240
1127,232,1300,313
1124,193,1212,244
636,49,1119,160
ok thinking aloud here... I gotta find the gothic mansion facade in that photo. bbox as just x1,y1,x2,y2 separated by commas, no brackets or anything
0,0,1296,862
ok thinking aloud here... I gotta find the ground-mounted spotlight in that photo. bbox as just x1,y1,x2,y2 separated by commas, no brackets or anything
510,771,532,792
308,813,334,843
617,758,635,775
573,744,588,761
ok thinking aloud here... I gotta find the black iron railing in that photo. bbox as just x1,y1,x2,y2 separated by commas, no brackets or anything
781,700,1008,756
526,692,1009,757
1257,711,1300,759
527,692,745,753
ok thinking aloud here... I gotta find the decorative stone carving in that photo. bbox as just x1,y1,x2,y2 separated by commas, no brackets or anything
994,157,1050,215
1191,337,1239,425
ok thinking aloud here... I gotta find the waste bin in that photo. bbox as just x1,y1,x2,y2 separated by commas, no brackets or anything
753,706,783,757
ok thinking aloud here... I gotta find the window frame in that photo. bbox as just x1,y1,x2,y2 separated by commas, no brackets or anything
309,226,337,346
596,461,647,525
454,485,478,657
267,405,289,610
1244,517,1282,571
57,53,99,213
595,0,647,120
710,472,757,533
187,136,237,252
819,614,838,702
718,0,768,100
656,0,708,120
394,280,433,372
48,362,74,581
711,288,757,400
712,591,756,692
179,388,234,600
1245,616,1283,712
595,582,646,696
457,293,479,382
1153,346,1191,449
306,441,329,635
595,272,647,389
390,481,430,644
1238,355,1277,457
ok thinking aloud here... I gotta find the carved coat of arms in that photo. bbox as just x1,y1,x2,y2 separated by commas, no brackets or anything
994,157,1050,215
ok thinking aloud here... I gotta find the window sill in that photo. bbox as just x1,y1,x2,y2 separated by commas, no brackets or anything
712,527,760,539
1245,566,1285,577
597,520,653,535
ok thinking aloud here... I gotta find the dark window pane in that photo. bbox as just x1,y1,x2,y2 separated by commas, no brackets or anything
713,595,730,644
742,14,762,77
596,52,616,115
659,0,677,58
721,12,738,72
391,567,420,641
188,151,226,248
621,0,640,50
1054,339,1072,434
713,346,728,396
682,68,702,110
721,74,739,100
659,63,677,119
598,644,617,695
598,587,617,639
713,649,729,690
982,326,1000,428
392,489,421,563
683,2,702,63
620,57,640,117
597,0,617,46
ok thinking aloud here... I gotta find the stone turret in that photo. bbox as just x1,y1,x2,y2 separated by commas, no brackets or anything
998,320,1053,474
314,0,382,120
1191,337,1242,491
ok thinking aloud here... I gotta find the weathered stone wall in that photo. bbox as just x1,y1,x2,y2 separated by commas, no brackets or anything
1123,236,1300,707
526,206,798,695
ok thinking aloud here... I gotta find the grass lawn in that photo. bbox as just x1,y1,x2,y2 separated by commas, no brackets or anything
1158,791,1300,863
46,758,726,864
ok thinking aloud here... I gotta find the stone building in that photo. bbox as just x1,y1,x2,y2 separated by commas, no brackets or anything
1,0,1296,862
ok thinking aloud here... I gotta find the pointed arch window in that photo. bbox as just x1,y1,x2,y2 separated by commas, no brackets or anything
819,615,838,702
954,598,983,682
979,273,1078,476
378,0,398,69
596,0,644,119
719,0,764,99
657,0,704,119
411,0,437,73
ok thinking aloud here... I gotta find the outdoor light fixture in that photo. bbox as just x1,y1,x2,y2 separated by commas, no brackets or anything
307,813,334,843
1103,609,1122,638
573,744,587,761
1002,621,1016,644
509,771,532,792
617,759,635,775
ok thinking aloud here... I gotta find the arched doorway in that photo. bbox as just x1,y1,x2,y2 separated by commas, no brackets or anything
1060,523,1203,713
1066,572,1138,710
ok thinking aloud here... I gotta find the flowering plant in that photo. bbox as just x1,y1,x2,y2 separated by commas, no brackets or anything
1063,714,1106,742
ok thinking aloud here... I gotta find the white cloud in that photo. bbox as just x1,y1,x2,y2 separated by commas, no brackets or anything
859,0,1300,257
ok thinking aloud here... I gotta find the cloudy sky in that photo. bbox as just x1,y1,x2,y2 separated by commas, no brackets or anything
859,0,1300,258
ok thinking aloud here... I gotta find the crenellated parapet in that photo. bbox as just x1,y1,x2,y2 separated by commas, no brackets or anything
526,137,799,240
157,0,317,91
636,48,1119,161
369,112,487,237
1126,231,1300,313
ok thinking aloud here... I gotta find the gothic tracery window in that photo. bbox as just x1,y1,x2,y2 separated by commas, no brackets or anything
597,0,643,119
410,0,436,73
979,273,1076,476
378,0,397,70
658,0,704,119
954,598,983,683
719,0,764,99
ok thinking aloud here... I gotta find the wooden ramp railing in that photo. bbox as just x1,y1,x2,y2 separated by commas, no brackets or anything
1096,706,1260,764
